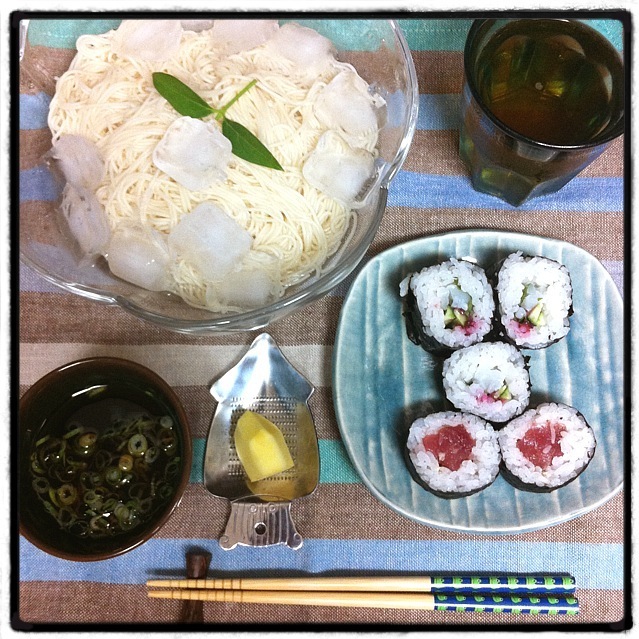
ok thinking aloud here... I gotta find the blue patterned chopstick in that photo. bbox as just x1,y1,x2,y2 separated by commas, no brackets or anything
428,574,576,594
432,592,579,615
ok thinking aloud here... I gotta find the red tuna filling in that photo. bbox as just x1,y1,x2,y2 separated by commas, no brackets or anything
516,421,566,469
422,424,475,471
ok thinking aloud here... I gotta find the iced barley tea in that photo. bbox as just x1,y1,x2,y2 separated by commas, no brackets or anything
460,19,624,206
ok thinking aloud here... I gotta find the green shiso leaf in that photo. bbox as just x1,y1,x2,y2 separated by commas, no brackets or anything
152,72,216,119
152,72,282,170
222,119,284,171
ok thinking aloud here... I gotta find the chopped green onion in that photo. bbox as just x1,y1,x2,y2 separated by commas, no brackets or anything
32,477,50,494
160,416,174,429
165,457,181,478
63,425,84,440
159,430,176,453
128,434,148,457
48,487,61,507
118,454,134,472
77,432,97,448
89,515,110,533
145,446,160,464
93,449,111,470
31,456,45,475
57,484,78,506
117,473,130,488
56,507,76,526
30,412,181,539
157,482,174,500
105,466,122,486
43,501,58,517
83,489,103,508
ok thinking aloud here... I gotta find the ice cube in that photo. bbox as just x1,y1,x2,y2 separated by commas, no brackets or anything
211,19,279,54
265,22,335,72
181,20,215,32
153,117,233,191
50,135,105,191
106,225,171,291
302,131,375,205
112,20,182,62
208,266,280,309
60,185,111,256
168,202,252,280
314,71,380,141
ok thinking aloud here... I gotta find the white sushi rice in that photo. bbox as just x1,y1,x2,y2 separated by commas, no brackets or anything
407,411,501,494
498,403,596,489
399,259,494,349
497,252,572,349
442,342,530,422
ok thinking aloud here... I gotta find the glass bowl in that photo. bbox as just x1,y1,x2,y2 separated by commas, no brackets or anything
19,357,192,561
19,17,418,334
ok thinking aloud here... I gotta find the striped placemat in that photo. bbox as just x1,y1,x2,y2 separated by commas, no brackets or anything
17,15,626,628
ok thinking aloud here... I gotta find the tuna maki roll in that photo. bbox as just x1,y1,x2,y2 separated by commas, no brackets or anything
442,342,531,423
399,259,495,355
498,403,596,492
406,411,501,498
495,252,573,349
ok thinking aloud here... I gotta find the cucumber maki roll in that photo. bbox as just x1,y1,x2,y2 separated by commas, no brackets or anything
498,403,596,492
405,411,501,498
442,342,531,423
495,252,573,349
399,259,495,355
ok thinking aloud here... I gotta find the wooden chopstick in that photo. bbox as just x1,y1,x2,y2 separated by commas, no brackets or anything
147,588,579,614
147,574,576,594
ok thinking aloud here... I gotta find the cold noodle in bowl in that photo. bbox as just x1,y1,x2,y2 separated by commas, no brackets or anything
47,19,385,313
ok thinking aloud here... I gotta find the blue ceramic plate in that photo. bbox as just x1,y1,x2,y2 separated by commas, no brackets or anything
332,230,624,533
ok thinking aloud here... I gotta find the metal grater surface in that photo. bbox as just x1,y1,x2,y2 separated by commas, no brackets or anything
203,333,319,549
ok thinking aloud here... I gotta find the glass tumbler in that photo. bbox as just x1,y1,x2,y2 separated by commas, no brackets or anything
459,18,624,206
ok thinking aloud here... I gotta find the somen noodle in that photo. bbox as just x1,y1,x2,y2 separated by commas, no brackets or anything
48,22,381,311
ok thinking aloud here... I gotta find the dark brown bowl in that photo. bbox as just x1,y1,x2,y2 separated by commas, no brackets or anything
19,357,192,561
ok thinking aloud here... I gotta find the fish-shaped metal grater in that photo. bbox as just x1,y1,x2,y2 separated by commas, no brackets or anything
204,333,319,550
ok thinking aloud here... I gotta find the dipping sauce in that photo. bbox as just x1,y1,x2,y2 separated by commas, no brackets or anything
26,384,182,540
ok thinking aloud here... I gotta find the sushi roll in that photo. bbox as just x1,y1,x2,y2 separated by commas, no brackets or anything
442,342,530,423
495,252,573,349
399,259,495,355
498,403,596,492
405,411,501,498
